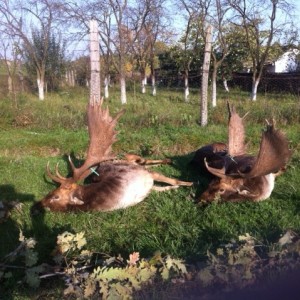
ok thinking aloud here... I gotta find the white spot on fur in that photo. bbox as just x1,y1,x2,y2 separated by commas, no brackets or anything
113,170,154,210
259,173,276,201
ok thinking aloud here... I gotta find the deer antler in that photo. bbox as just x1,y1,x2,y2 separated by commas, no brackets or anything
238,121,292,178
47,98,124,183
205,120,292,179
203,103,246,178
71,98,124,181
227,102,246,157
204,158,228,178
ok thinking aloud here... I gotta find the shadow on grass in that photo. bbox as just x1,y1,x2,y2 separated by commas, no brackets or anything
0,184,35,256
167,152,212,202
0,184,72,299
0,184,35,298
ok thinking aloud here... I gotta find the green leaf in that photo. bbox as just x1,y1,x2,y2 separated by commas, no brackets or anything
84,279,96,298
74,231,87,249
26,268,41,288
165,256,187,274
110,283,132,299
25,249,38,267
100,282,109,299
161,267,169,280
138,266,156,283
19,230,25,242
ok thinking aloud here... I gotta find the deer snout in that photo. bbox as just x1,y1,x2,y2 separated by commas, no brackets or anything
31,201,47,215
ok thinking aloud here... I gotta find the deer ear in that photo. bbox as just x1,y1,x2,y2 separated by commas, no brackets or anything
70,195,84,205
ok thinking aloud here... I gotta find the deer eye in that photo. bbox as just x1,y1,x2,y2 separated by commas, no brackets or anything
219,188,225,194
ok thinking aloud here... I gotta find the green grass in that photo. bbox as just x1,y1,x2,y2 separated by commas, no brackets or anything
0,86,300,297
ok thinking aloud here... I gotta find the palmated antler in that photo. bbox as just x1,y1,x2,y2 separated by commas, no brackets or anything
227,102,247,157
238,121,292,178
47,98,124,183
205,119,292,179
203,104,247,178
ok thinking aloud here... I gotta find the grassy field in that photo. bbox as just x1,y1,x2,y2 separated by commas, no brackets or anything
0,86,300,298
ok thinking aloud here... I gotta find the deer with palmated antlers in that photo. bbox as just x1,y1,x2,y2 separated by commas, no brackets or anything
32,99,193,213
191,103,292,203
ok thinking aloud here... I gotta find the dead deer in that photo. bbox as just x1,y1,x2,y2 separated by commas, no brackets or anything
32,100,192,213
192,104,292,203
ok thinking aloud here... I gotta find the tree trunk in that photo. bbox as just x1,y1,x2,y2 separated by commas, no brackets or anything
69,70,75,87
151,74,156,96
104,75,110,99
18,63,24,93
200,24,213,126
223,79,229,92
140,70,147,94
120,75,127,104
141,77,146,94
8,75,13,95
184,70,189,102
37,77,45,100
211,68,217,107
251,78,259,101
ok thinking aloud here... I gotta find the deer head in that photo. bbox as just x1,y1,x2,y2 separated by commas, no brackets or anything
199,104,292,202
33,98,124,212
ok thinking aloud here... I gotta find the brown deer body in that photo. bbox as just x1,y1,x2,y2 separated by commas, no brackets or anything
192,105,292,203
32,100,192,213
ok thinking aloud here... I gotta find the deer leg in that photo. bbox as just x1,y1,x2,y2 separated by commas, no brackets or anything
125,154,172,166
150,171,193,186
152,185,179,192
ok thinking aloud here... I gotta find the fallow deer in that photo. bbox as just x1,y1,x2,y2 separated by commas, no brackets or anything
192,104,292,203
32,99,193,213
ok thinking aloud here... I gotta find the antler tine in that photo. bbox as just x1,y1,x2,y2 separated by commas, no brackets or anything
55,163,66,180
204,158,227,179
46,162,66,184
227,104,246,157
239,122,292,178
68,155,76,172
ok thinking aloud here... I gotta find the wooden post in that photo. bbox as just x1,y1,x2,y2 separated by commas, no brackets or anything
89,19,101,104
200,24,212,126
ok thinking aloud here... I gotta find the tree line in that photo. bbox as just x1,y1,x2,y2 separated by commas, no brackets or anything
0,1,298,116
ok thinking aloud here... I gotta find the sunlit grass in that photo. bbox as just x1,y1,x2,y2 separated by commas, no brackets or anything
0,86,300,297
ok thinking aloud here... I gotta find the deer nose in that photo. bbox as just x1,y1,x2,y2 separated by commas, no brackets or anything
30,202,45,215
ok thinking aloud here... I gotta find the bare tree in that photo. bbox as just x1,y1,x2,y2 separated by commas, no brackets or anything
178,0,204,102
99,0,151,104
210,0,231,107
147,1,171,96
0,0,62,100
131,0,168,96
79,0,152,104
0,36,22,106
133,25,152,94
228,0,295,101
